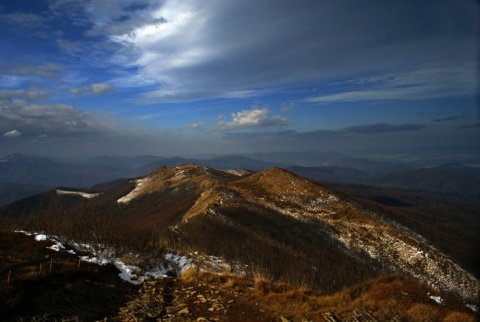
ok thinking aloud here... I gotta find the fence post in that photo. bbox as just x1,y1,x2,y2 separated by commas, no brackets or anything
7,270,11,284
39,263,42,275
49,258,53,273
78,258,81,270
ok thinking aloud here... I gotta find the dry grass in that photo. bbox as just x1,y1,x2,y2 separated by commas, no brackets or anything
443,311,477,322
180,265,201,283
179,271,478,321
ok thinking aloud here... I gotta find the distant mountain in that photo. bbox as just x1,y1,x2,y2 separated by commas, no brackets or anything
367,163,480,196
0,183,51,206
89,155,166,168
0,153,128,188
244,151,410,173
2,164,478,302
287,165,370,183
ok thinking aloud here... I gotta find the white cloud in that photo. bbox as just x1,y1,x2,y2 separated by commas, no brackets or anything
3,130,22,137
186,122,202,129
217,106,288,130
69,83,115,95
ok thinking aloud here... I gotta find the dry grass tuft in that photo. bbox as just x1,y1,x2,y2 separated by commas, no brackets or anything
443,311,477,322
180,265,201,283
407,303,443,322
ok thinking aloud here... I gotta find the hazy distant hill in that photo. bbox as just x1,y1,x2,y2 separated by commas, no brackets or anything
1,152,478,206
2,164,478,302
367,163,480,196
245,151,410,173
287,165,370,183
0,153,127,187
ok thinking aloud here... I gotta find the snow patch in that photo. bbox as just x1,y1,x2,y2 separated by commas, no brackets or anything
466,304,478,312
117,177,150,203
429,293,443,304
48,241,66,252
34,234,47,241
56,190,100,199
221,169,246,176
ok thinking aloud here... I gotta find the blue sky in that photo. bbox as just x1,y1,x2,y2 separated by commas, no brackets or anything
0,0,478,159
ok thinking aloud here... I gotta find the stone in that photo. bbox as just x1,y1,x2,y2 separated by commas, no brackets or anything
178,308,190,316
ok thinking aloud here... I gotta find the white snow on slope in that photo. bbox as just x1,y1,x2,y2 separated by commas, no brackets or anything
117,177,150,203
221,169,248,176
19,231,237,285
56,190,100,199
34,234,47,241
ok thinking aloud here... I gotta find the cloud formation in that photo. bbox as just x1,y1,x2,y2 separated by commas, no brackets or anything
3,130,22,137
0,63,65,80
0,89,48,101
99,0,478,103
0,96,119,138
217,106,288,130
345,123,425,135
69,83,115,96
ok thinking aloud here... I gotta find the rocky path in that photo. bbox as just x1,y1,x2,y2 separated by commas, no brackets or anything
112,277,276,321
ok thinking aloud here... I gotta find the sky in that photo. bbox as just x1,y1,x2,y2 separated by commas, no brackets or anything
0,0,478,160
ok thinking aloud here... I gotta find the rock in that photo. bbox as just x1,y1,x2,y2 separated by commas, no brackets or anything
178,308,190,316
280,317,292,322
208,307,215,312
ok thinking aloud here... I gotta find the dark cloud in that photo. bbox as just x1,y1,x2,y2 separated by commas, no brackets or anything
459,123,480,129
223,129,344,142
69,83,115,96
434,116,460,122
0,63,65,80
0,89,48,101
105,0,477,103
345,123,426,135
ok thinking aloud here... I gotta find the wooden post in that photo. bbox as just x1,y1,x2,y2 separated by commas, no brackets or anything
78,258,81,270
39,263,42,275
7,270,11,284
49,258,53,273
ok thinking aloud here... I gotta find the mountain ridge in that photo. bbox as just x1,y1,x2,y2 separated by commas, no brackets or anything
2,163,478,303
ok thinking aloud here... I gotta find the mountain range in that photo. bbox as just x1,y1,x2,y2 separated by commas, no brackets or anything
1,152,479,205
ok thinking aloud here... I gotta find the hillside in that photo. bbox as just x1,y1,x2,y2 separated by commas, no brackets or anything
2,164,479,307
0,231,477,321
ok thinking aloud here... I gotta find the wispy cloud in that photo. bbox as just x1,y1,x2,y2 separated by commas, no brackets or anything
306,64,477,103
0,12,47,28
